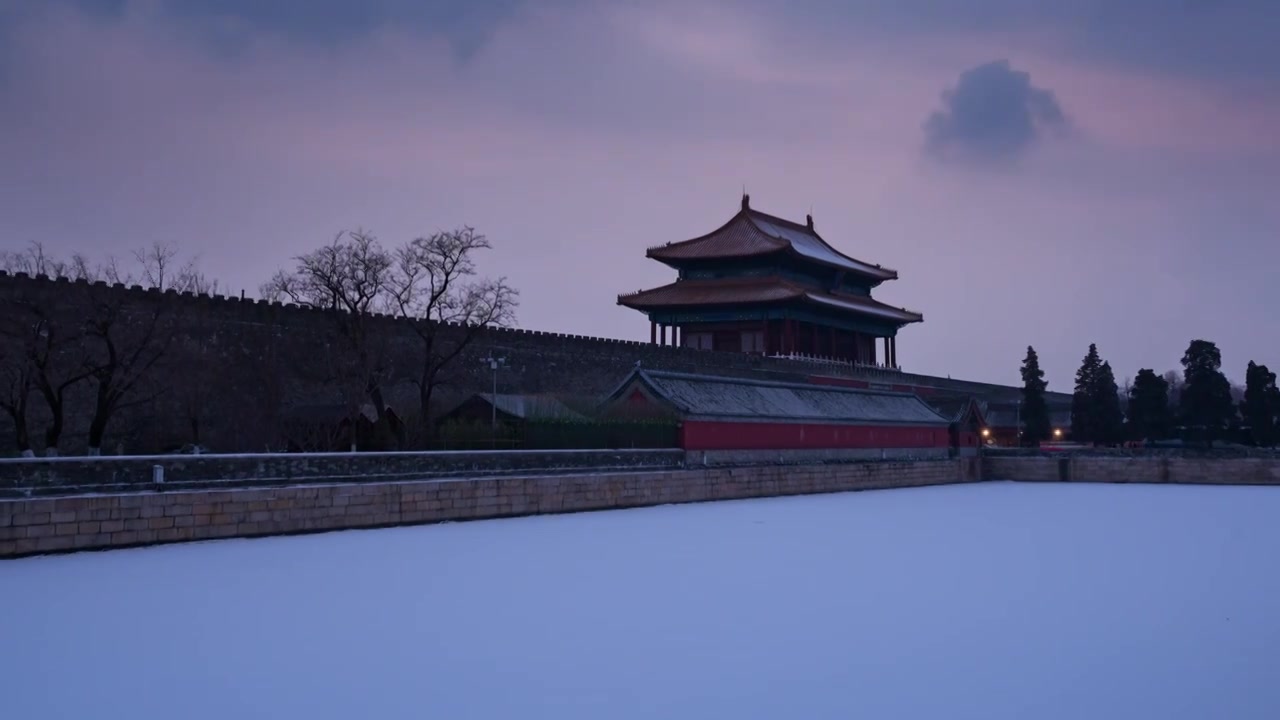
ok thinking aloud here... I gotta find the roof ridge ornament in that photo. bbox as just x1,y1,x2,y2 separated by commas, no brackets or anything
741,191,750,211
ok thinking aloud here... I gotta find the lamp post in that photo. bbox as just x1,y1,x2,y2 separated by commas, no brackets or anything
480,354,506,446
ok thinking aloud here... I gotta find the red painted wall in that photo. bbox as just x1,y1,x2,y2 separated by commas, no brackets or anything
680,420,950,451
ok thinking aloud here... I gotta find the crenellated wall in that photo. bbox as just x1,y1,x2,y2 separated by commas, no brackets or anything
0,270,1047,455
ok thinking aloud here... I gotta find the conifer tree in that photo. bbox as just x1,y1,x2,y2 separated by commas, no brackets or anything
1020,345,1051,445
1071,343,1102,443
1179,339,1235,447
1127,368,1171,441
1092,361,1124,445
1241,361,1280,447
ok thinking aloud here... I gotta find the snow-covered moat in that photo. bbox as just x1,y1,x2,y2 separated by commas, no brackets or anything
2,481,1278,719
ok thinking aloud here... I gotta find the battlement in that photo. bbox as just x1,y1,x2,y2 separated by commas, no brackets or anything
0,269,1063,456
0,269,1061,395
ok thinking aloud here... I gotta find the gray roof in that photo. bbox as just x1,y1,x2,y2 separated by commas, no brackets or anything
929,396,986,424
749,213,891,279
607,369,950,425
478,393,588,421
983,403,1072,430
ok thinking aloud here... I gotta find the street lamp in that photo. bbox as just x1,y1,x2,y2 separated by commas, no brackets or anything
480,354,506,443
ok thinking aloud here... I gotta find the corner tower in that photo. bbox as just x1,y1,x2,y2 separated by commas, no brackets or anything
617,195,921,369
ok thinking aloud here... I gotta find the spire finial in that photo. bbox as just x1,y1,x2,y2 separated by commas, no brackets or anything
741,188,750,211
806,204,814,230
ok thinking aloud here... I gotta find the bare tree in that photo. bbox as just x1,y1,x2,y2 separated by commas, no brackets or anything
0,244,97,455
261,230,395,451
387,227,518,439
1163,369,1185,409
133,241,221,295
80,285,173,455
2,242,214,455
0,336,36,457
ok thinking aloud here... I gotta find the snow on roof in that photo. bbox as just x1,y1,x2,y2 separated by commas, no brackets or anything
611,369,950,425
645,203,898,282
479,394,588,421
748,214,893,280
803,292,922,323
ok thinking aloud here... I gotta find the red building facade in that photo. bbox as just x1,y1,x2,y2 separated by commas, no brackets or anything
602,368,953,453
618,195,922,369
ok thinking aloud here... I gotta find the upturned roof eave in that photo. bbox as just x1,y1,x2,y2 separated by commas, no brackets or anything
617,283,921,325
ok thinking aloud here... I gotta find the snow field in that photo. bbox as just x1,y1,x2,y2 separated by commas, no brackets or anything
2,480,1278,719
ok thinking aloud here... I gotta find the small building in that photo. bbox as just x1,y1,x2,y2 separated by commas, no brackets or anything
617,195,922,369
602,367,952,459
281,402,405,452
981,401,1072,446
438,393,589,427
927,395,988,454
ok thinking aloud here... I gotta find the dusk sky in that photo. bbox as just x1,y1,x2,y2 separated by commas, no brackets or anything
3,0,1278,390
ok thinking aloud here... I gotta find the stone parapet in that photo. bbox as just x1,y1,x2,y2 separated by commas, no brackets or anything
0,458,974,558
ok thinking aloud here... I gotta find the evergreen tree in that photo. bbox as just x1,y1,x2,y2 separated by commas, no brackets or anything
1092,361,1124,445
1179,339,1235,447
1127,368,1171,441
1070,343,1102,443
1019,346,1051,445
1241,361,1280,447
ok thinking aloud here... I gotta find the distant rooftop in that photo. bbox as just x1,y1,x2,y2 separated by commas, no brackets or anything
606,368,950,425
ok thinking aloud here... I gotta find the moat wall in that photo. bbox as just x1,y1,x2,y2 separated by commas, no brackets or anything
0,457,979,558
984,454,1280,485
0,271,1042,456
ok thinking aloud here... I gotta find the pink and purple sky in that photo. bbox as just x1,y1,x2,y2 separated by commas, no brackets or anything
3,0,1278,389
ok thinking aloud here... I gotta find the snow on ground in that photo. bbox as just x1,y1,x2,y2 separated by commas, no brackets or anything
2,481,1279,719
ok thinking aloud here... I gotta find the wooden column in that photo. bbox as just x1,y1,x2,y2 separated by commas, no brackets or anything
891,336,897,368
660,324,667,347
673,325,680,348
650,321,656,345
784,319,795,355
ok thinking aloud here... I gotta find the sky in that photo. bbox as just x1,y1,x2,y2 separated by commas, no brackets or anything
2,0,1278,390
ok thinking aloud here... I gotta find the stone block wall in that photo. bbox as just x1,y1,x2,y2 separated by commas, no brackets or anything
0,271,1068,456
0,449,685,497
0,458,972,558
985,455,1280,485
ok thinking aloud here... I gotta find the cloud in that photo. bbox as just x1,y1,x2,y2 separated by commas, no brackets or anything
0,0,1278,391
923,59,1068,165
2,0,532,60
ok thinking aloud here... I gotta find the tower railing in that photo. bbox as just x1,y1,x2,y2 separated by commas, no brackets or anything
768,353,901,373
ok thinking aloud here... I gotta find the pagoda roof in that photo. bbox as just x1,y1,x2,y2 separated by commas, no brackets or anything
617,276,923,324
646,198,898,281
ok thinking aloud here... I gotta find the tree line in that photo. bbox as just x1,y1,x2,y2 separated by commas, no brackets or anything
1018,340,1279,448
0,227,516,456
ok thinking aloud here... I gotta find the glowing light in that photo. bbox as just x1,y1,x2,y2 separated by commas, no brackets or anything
981,428,990,438
1054,429,1063,438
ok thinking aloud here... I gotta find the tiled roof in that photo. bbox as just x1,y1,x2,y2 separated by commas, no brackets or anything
605,369,950,425
646,205,898,281
617,276,923,324
929,396,987,425
479,394,587,421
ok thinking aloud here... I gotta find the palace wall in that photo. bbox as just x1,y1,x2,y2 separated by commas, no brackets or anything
0,271,1058,455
